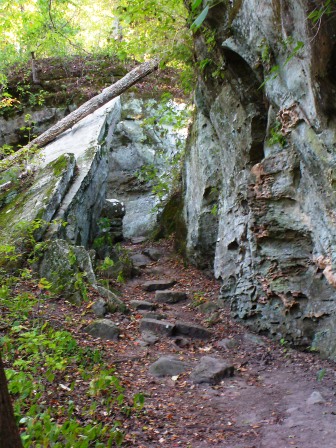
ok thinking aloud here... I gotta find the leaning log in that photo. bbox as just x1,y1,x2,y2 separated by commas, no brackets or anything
26,58,159,150
0,58,158,174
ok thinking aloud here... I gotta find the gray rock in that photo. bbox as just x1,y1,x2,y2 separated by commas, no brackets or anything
130,253,151,268
143,279,177,292
39,239,96,302
155,290,188,304
131,237,147,244
307,391,326,405
141,331,159,345
84,319,120,340
190,356,234,384
92,299,108,317
96,286,128,313
199,302,220,314
143,248,162,261
101,199,125,219
218,338,239,350
139,318,175,336
149,356,190,377
130,300,156,311
174,321,212,339
141,312,166,320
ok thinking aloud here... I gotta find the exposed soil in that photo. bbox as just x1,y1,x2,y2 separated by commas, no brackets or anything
35,237,336,448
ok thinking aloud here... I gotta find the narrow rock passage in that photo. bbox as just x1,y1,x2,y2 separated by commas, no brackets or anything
50,238,336,447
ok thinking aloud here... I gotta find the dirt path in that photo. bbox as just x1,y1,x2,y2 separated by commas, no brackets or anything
49,238,336,447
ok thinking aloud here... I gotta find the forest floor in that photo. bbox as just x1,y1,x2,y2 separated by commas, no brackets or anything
18,237,336,448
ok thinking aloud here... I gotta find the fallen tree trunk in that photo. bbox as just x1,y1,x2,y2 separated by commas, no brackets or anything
26,58,158,150
0,353,23,448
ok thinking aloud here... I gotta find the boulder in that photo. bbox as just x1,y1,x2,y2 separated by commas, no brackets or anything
190,357,234,384
92,299,108,317
39,239,96,302
149,356,190,377
140,331,159,346
96,286,128,313
84,319,120,341
155,290,187,304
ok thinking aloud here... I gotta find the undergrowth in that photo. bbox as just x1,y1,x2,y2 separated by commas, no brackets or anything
0,222,144,446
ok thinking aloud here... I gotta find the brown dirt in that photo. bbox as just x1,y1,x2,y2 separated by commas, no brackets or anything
28,238,336,447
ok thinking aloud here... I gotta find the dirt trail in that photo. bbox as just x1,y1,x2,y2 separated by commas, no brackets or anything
53,238,336,447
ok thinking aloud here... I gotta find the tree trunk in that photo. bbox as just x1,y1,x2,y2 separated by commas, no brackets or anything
26,58,159,151
0,353,23,448
31,52,40,85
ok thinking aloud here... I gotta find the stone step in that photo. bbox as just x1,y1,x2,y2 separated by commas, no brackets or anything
130,300,157,311
175,321,212,339
142,279,177,292
139,318,175,336
155,290,188,304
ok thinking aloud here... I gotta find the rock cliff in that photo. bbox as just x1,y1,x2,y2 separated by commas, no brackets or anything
183,0,336,359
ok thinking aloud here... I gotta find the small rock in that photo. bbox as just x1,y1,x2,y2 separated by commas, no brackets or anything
67,291,82,305
142,279,177,292
149,356,190,377
155,290,187,304
307,391,325,405
84,319,120,341
130,253,151,268
92,299,107,317
141,331,159,345
130,300,156,311
173,337,190,348
244,332,265,346
96,286,128,313
190,356,234,384
139,318,175,336
175,321,212,339
143,248,162,261
218,338,239,350
142,312,167,320
199,302,220,314
131,236,147,244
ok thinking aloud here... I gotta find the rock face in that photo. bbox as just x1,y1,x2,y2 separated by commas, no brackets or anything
106,93,188,238
183,1,336,359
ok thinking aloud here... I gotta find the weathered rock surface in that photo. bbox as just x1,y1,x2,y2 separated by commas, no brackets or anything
182,0,336,360
190,356,234,385
149,356,190,377
139,318,175,336
84,319,120,340
92,299,108,317
140,331,159,346
106,94,188,238
175,321,212,339
39,239,96,302
142,279,177,292
96,286,128,313
155,290,188,304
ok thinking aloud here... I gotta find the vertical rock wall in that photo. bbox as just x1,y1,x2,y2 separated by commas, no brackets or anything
184,0,336,359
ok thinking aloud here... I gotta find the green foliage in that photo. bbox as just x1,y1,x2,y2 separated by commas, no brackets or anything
308,0,336,23
268,121,287,147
